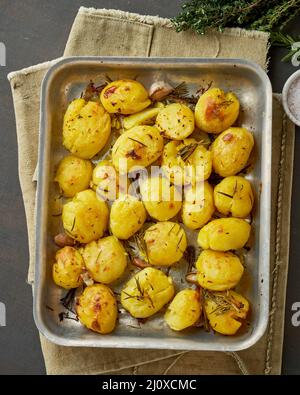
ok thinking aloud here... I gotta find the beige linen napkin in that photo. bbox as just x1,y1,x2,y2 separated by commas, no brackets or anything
8,7,294,375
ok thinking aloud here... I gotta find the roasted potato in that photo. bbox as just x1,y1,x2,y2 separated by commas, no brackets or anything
123,107,161,130
90,160,126,201
164,289,201,331
121,267,174,318
112,125,163,173
139,175,182,221
63,98,111,159
144,222,187,266
203,290,249,335
214,176,254,218
196,249,244,291
100,79,151,115
81,236,127,284
110,194,147,239
52,246,85,289
162,139,212,185
54,155,93,198
211,127,254,177
156,103,195,140
195,88,240,134
197,218,251,251
62,189,109,243
76,284,118,334
182,181,215,230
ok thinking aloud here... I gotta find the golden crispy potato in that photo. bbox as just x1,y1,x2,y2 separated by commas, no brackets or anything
182,182,215,230
203,290,249,335
156,103,195,140
164,289,201,331
100,79,151,115
112,125,163,174
214,176,254,218
139,175,182,221
144,222,187,266
211,127,254,177
62,189,109,243
77,284,117,334
123,107,161,129
54,155,93,198
52,247,85,289
63,99,111,159
81,236,127,284
121,267,174,318
162,139,212,185
196,250,244,291
197,218,251,251
195,88,240,134
110,194,146,239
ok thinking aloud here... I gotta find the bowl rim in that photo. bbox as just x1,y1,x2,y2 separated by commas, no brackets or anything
282,69,300,127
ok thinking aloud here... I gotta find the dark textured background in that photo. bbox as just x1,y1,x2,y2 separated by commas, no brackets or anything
0,0,299,375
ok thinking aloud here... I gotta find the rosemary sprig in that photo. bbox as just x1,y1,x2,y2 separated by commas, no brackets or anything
203,290,244,316
270,31,300,62
177,140,205,161
217,191,234,199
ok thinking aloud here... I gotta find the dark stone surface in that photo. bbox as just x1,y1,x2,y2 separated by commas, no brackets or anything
0,0,299,375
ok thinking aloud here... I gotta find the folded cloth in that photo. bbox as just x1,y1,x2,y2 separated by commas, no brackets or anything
8,7,294,375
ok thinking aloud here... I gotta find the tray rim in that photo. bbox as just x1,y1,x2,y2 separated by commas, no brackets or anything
34,56,272,351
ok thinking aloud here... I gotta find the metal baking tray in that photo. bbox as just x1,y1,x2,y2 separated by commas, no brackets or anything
34,57,272,351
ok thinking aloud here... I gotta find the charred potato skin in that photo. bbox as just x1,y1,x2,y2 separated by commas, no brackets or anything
121,267,175,318
63,99,111,159
52,246,85,289
156,103,195,140
197,217,251,251
164,289,202,331
214,176,254,218
211,127,254,177
112,125,164,173
139,176,182,221
110,194,147,240
195,88,240,134
76,284,118,334
196,249,244,291
144,222,187,266
81,236,127,284
62,189,109,243
204,290,249,335
100,79,151,115
182,181,215,230
55,155,93,198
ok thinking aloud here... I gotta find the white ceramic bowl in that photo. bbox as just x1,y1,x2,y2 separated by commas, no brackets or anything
282,69,300,127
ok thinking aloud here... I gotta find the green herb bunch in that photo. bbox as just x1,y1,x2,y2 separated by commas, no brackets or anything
172,0,300,61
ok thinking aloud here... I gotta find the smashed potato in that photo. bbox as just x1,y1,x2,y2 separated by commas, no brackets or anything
121,267,174,318
156,103,195,140
110,194,146,239
62,189,109,243
204,290,249,335
195,88,240,134
100,79,151,114
182,181,215,230
211,127,254,177
123,107,161,130
112,125,163,173
90,160,125,201
63,99,111,159
162,139,212,185
52,247,85,289
55,155,93,198
214,176,254,218
164,289,201,331
81,236,127,284
139,175,182,221
197,218,251,251
77,284,117,334
196,250,244,291
144,222,187,266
